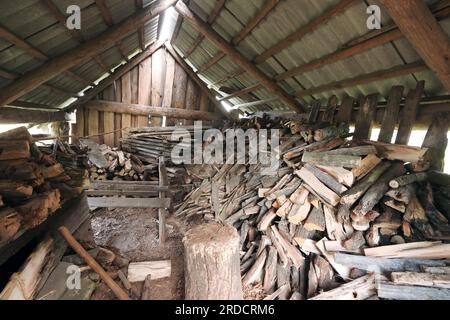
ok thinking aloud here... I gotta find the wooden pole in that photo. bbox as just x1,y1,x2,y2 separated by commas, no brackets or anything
380,0,450,92
0,0,177,107
58,226,130,300
174,1,306,113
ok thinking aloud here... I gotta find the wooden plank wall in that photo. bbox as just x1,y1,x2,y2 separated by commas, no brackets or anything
77,48,219,147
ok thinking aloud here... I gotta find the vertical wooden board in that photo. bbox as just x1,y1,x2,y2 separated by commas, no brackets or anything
75,107,85,138
98,111,104,145
114,113,122,147
121,72,132,104
88,109,99,143
138,116,149,127
322,95,338,123
122,113,132,131
138,57,152,105
131,115,139,128
152,49,164,127
103,111,115,147
162,52,175,108
115,79,122,102
335,96,354,124
353,94,378,141
103,84,116,101
396,81,425,145
422,113,450,171
199,91,209,112
378,86,404,143
83,107,89,138
172,63,187,109
185,79,197,125
131,66,139,104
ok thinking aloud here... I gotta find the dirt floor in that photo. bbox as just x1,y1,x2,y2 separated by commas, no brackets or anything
89,207,204,300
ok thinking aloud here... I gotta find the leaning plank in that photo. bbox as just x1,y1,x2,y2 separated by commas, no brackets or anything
353,94,378,140
378,282,450,300
390,272,450,289
87,197,170,208
378,85,404,143
334,253,447,273
363,241,442,257
365,243,450,260
309,274,375,300
127,260,171,282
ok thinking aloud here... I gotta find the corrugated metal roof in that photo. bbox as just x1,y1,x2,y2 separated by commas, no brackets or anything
0,0,161,109
172,0,449,113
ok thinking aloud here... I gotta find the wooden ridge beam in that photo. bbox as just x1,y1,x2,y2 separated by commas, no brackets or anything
295,61,427,98
84,100,224,121
0,0,177,107
164,42,235,120
174,1,305,113
197,0,280,74
254,0,358,64
379,0,450,92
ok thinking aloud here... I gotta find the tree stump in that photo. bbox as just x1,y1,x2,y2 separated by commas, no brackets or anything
183,223,243,300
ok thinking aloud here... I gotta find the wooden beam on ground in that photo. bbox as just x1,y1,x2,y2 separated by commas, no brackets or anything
0,107,69,124
0,0,177,107
254,0,358,64
164,42,235,120
84,100,223,121
174,1,305,113
380,0,450,92
295,62,427,98
158,156,169,245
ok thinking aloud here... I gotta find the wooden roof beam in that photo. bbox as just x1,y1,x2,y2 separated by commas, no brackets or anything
197,0,280,74
254,0,358,64
0,0,177,107
135,0,146,50
174,1,305,113
379,0,450,92
184,0,227,59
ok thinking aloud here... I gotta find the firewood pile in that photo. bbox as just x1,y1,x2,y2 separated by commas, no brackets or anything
0,127,88,247
174,119,450,300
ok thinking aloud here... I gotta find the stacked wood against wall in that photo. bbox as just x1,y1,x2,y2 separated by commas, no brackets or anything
75,48,222,147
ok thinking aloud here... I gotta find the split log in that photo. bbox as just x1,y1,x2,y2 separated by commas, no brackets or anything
295,167,340,207
353,162,405,216
309,274,376,300
316,165,354,187
0,207,21,245
183,223,243,299
351,154,382,181
334,252,447,273
263,246,278,294
363,140,428,163
389,172,427,189
0,140,30,160
242,249,267,287
378,282,450,300
302,152,361,168
0,238,53,300
127,260,171,282
340,161,391,207
304,164,347,195
390,272,450,289
0,180,33,199
304,207,326,232
385,185,415,204
270,225,304,268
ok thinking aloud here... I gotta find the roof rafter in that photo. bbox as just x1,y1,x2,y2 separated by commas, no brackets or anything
135,0,146,51
0,0,177,107
174,0,305,113
197,0,280,74
379,0,450,92
184,0,227,58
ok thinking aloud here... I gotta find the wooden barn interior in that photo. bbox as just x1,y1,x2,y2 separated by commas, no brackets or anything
0,0,450,301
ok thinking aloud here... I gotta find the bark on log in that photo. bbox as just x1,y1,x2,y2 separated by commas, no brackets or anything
183,223,243,300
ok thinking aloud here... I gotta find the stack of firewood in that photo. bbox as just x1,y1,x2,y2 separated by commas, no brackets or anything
175,120,450,300
0,127,87,247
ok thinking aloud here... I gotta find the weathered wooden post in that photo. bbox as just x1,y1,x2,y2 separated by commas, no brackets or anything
183,223,243,300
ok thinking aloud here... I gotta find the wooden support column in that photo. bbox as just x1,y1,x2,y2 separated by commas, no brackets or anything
422,112,450,171
174,1,305,113
158,157,169,245
0,0,177,107
380,0,450,92
396,81,425,145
